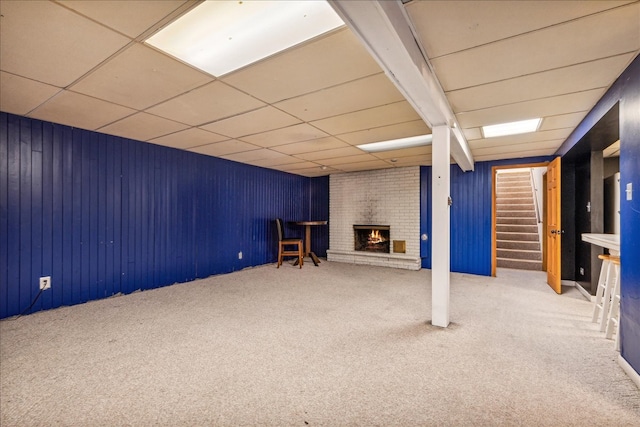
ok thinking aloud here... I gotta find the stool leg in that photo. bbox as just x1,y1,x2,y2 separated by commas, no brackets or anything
592,259,610,323
605,264,621,343
599,263,615,332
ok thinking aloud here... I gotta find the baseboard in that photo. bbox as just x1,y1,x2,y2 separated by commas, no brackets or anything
618,354,640,389
574,282,593,302
562,280,592,302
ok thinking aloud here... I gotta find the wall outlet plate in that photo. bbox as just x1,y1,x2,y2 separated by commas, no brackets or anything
39,276,51,290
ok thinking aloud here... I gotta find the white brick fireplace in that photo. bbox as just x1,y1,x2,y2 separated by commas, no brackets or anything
327,167,421,270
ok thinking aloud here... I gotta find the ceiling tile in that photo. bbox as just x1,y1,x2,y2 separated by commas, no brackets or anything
28,91,135,131
381,156,431,167
447,53,636,113
310,101,421,135
471,129,573,149
188,140,262,157
246,155,309,168
473,148,557,162
282,167,334,177
199,106,301,138
292,146,364,162
314,154,378,166
0,72,60,115
371,145,432,160
337,120,430,145
333,160,393,172
539,112,589,132
456,89,605,128
59,0,189,39
71,43,213,110
222,149,284,163
98,112,188,141
471,139,563,156
147,81,265,126
406,0,634,58
148,128,228,150
241,124,328,148
271,161,320,171
221,28,382,103
274,73,405,121
431,3,640,91
462,128,483,141
0,1,130,87
270,137,350,155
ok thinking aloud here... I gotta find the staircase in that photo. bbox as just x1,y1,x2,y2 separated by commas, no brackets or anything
496,171,542,271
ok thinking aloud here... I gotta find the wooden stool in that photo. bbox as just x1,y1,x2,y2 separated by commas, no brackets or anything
605,257,621,350
592,254,616,331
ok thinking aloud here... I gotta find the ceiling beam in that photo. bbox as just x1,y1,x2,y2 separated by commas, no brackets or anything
329,0,474,171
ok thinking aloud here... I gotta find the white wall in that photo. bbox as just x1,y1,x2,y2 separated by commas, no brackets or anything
327,167,421,270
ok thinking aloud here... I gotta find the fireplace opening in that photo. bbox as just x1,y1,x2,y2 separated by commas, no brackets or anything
354,225,390,253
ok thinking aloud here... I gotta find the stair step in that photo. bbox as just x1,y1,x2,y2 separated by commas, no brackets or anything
497,175,529,182
497,258,543,271
496,210,537,218
496,197,534,203
497,239,541,250
496,203,535,210
497,224,539,233
496,182,531,193
496,217,537,225
496,191,532,198
497,248,542,261
497,231,540,241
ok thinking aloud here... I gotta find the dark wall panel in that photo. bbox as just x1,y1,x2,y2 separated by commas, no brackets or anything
0,113,319,319
557,55,640,374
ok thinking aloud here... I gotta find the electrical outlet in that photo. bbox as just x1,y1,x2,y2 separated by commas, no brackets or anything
238,251,243,260
579,267,584,276
39,276,51,290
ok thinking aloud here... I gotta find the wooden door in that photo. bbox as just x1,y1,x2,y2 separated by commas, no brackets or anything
546,157,562,294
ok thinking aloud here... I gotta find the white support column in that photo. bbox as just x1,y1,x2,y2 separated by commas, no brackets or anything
432,125,451,327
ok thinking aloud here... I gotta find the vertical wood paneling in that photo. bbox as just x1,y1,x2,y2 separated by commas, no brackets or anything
420,167,432,269
1,113,326,318
0,114,9,318
41,122,54,311
19,118,33,312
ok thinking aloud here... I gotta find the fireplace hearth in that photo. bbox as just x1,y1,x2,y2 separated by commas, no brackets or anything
354,225,390,253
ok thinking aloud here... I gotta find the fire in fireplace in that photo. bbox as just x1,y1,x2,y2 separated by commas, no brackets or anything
354,225,390,253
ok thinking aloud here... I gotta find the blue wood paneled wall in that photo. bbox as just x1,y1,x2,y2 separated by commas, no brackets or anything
0,112,326,318
420,156,552,276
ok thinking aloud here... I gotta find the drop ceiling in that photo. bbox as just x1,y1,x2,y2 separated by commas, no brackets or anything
1,0,638,177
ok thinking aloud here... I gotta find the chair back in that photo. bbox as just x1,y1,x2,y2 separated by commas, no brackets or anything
275,218,285,242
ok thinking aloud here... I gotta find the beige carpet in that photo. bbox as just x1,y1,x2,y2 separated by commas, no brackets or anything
1,261,639,426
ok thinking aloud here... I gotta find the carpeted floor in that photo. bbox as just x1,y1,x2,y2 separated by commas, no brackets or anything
1,261,639,426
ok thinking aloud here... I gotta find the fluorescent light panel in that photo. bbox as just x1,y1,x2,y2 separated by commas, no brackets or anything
357,134,433,153
482,118,541,138
146,0,344,77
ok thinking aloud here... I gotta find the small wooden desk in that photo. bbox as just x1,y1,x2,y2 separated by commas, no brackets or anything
293,220,328,266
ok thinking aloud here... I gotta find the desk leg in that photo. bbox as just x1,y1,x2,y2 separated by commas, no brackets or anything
305,225,320,266
310,252,320,266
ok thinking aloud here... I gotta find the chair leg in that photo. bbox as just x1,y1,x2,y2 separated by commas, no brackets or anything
277,243,282,268
298,242,303,268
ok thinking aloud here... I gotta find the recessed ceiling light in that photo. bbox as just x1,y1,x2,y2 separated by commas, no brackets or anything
357,134,433,153
146,0,344,77
482,118,542,138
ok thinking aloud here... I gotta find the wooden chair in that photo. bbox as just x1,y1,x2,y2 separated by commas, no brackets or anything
275,218,303,268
